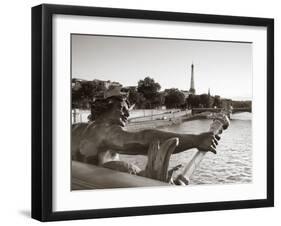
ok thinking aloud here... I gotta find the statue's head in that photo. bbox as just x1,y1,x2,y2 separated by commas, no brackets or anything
89,86,131,126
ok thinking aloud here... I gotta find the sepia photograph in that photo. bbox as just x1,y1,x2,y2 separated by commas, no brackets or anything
71,34,252,190
31,4,274,221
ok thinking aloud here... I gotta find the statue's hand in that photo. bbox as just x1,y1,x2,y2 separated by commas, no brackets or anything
196,132,220,154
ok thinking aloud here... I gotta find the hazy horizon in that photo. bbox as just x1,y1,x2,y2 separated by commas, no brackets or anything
72,34,253,101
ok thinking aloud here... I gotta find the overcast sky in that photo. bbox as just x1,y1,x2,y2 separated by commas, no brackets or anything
71,34,252,100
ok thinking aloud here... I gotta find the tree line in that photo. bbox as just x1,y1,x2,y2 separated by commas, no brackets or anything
72,76,251,110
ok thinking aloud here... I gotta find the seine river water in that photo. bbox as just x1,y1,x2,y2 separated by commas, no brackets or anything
121,112,252,185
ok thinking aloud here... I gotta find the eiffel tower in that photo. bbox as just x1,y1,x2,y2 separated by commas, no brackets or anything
189,63,196,95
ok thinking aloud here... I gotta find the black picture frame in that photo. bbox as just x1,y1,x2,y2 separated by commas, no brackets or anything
32,3,274,222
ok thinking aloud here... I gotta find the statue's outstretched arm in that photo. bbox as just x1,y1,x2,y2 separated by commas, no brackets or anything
105,126,217,155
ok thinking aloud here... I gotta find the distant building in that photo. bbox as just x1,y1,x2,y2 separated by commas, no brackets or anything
110,81,122,88
91,79,122,99
72,78,86,90
122,86,137,92
92,79,122,89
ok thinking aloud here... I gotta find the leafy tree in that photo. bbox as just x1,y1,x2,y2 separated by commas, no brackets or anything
137,77,161,98
186,94,201,108
164,88,185,109
137,77,161,109
72,90,82,108
213,95,222,108
81,82,95,101
127,88,146,109
200,94,211,108
231,100,252,108
72,80,83,109
151,92,165,108
71,79,106,109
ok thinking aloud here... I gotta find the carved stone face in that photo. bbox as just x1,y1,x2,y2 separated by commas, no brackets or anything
107,98,130,126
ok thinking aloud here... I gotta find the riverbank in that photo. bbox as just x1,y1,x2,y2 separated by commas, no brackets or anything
72,108,216,131
126,111,212,131
126,116,184,131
